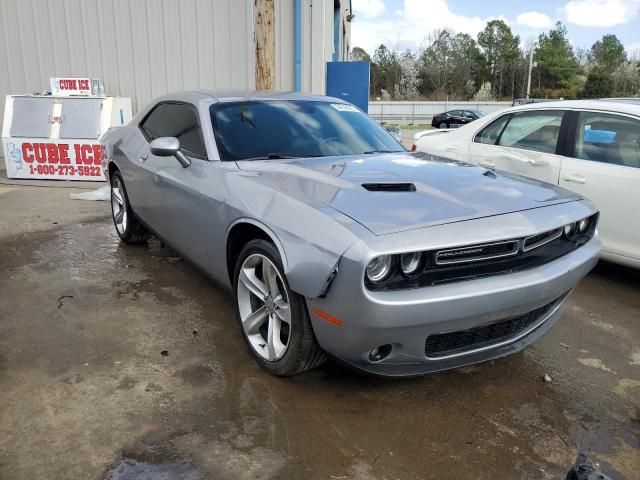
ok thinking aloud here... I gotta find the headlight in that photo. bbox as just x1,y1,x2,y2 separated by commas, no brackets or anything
366,255,393,282
400,252,422,275
563,223,575,237
578,218,589,233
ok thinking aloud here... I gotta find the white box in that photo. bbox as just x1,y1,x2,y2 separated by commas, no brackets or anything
2,95,132,181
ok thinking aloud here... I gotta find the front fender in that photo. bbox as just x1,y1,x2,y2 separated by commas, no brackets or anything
225,185,365,298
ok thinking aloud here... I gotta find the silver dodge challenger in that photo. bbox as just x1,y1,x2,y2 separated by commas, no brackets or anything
101,91,601,377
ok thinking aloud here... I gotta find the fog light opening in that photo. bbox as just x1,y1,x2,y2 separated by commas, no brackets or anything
369,344,393,363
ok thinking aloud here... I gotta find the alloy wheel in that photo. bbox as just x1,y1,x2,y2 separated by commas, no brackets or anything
237,253,291,361
111,176,128,236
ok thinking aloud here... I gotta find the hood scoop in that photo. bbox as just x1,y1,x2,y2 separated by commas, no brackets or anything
362,182,416,192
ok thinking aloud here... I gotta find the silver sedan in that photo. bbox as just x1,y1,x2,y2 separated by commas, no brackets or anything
101,91,600,377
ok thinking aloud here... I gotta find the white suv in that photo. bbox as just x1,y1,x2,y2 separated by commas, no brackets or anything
415,100,640,269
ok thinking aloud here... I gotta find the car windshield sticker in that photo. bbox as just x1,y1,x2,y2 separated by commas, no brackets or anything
331,103,359,112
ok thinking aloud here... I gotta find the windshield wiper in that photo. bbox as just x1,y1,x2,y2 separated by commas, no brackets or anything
242,153,324,161
241,153,295,161
363,149,403,154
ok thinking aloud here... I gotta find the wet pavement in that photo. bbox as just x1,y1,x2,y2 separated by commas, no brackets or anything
0,181,638,480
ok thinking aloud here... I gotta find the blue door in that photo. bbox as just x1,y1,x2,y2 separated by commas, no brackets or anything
326,61,370,113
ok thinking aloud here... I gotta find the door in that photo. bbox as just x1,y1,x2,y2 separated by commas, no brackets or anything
326,61,370,113
469,110,565,184
59,98,103,139
446,110,463,127
10,97,55,138
136,102,211,268
560,111,640,263
461,111,477,125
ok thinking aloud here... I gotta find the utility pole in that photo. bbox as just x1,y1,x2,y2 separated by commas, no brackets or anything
255,0,275,90
526,44,536,99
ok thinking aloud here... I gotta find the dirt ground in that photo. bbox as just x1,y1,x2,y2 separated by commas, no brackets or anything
0,174,639,480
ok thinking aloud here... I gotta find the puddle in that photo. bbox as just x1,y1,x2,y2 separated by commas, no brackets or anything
105,456,200,480
105,443,200,480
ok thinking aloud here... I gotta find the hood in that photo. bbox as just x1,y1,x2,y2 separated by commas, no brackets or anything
236,152,581,235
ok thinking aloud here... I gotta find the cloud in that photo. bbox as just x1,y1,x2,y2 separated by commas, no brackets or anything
516,11,553,29
563,0,640,27
351,0,500,53
352,0,386,18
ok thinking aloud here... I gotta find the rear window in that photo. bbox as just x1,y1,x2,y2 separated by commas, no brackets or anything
210,100,404,161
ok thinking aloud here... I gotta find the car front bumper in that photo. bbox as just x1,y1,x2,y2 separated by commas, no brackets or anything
306,234,600,377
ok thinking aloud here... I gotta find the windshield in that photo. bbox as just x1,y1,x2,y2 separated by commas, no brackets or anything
210,100,405,161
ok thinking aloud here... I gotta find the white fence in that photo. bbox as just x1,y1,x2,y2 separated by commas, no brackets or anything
368,101,512,125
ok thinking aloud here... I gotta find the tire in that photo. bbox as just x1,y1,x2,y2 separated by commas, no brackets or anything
110,170,150,244
439,121,448,129
233,239,326,376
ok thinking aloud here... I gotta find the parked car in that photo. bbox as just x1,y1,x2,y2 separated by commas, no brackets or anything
431,109,486,129
415,99,639,269
102,91,600,377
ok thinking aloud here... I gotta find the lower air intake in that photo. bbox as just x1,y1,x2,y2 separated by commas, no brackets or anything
424,296,564,358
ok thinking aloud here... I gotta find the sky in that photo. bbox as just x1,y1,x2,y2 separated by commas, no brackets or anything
351,0,640,55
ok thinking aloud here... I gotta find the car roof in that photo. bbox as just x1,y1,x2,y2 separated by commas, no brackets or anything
506,99,640,116
150,90,346,105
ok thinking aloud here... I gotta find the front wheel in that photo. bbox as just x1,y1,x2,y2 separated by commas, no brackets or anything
439,121,448,129
233,239,326,376
110,171,150,244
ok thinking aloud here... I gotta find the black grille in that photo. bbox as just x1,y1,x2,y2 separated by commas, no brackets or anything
435,240,519,265
424,296,563,358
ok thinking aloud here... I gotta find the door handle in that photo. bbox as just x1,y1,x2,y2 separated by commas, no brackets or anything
504,152,541,166
479,160,495,168
139,154,148,162
562,174,586,184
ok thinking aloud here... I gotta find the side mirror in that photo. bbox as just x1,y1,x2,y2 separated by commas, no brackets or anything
150,137,191,168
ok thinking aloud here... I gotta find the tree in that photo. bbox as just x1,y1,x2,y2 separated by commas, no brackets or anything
535,22,581,93
350,46,370,62
371,44,401,98
612,62,640,96
589,34,626,74
451,33,485,97
477,20,520,98
418,30,456,97
580,67,613,98
398,50,419,99
473,82,493,101
418,30,484,99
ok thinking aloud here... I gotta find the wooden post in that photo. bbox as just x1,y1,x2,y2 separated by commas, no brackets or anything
255,0,275,90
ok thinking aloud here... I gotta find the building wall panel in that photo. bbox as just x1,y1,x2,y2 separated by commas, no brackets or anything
0,0,257,123
0,0,345,161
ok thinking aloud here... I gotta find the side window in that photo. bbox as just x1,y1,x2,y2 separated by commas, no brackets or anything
574,112,640,168
140,103,207,159
449,110,461,117
497,111,564,154
139,104,166,141
475,115,510,145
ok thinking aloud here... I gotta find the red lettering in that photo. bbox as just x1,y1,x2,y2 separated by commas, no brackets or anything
21,143,34,163
81,144,93,164
46,144,60,164
73,144,81,164
59,79,80,90
92,144,102,165
34,144,46,163
59,144,70,164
